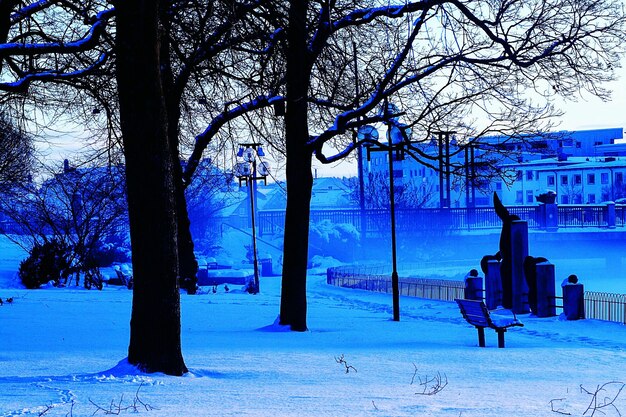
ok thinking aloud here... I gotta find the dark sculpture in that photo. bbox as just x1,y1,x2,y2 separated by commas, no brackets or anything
523,256,548,314
480,251,502,277
493,192,519,309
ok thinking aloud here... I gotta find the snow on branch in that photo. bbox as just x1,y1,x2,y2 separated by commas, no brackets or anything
0,51,110,92
183,95,283,186
334,1,435,29
0,7,115,57
311,9,429,161
10,0,59,25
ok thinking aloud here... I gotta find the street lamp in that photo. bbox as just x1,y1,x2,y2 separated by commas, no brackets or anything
361,102,413,322
234,143,269,294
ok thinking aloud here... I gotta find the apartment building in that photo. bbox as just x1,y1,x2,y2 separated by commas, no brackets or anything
360,127,626,207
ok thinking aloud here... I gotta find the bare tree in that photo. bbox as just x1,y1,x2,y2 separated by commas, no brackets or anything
0,0,279,373
1,161,127,256
0,111,33,191
280,0,626,330
177,0,626,330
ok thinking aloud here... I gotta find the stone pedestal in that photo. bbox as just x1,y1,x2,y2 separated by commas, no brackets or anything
535,262,556,317
464,276,483,301
563,284,585,320
511,220,530,314
485,260,502,310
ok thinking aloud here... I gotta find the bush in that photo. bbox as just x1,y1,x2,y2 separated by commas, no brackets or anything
91,238,131,267
18,240,70,289
309,220,360,262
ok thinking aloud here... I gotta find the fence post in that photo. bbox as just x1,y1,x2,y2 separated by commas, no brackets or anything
535,262,556,317
545,203,558,232
606,202,616,229
511,220,531,314
464,276,483,301
563,283,585,320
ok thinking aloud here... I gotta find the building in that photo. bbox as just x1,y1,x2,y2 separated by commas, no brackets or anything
359,127,626,207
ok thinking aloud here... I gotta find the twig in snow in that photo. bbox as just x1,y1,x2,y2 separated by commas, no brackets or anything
38,404,54,416
88,382,156,414
549,398,571,415
412,370,448,395
335,354,357,374
580,381,625,416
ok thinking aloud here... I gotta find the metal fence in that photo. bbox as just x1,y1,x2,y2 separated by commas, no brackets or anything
259,204,621,236
327,265,465,302
585,291,626,324
328,266,626,325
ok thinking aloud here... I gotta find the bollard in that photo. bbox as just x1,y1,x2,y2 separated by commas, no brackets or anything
464,276,484,301
535,262,556,317
563,283,585,320
545,203,558,232
485,260,502,310
607,202,616,229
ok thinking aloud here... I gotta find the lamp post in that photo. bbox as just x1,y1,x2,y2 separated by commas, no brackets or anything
234,143,269,294
360,102,413,322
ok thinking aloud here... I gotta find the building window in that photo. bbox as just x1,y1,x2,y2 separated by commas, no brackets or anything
588,194,596,204
561,195,569,204
573,194,582,204
601,173,609,185
517,170,523,180
574,174,582,185
617,172,624,184
587,173,595,185
560,175,568,185
526,170,533,180
526,191,534,203
516,191,523,204
602,191,610,201
393,169,403,178
547,175,555,186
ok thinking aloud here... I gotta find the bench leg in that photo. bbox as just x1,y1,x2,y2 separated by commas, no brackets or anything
477,327,485,347
497,329,505,348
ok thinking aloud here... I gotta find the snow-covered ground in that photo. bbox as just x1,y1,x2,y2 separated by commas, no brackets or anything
1,236,626,416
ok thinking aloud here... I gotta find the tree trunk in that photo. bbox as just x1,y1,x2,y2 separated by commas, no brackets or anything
279,0,312,331
173,161,198,294
115,0,187,376
158,13,198,295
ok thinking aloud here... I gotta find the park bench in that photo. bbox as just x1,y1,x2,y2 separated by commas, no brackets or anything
454,298,524,348
112,266,133,289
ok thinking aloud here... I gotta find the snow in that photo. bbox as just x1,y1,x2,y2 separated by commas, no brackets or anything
1,236,626,416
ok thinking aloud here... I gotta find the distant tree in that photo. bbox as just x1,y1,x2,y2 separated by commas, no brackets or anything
0,112,34,192
0,161,128,285
348,172,437,209
185,158,233,253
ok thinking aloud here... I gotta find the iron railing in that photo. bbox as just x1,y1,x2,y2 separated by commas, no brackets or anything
259,204,621,236
327,265,465,302
585,291,626,324
328,266,626,325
